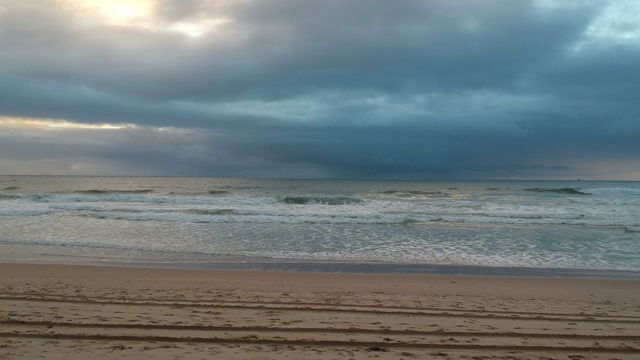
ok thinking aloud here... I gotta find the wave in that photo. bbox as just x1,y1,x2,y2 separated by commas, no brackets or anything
216,185,263,190
524,188,590,195
624,226,640,233
22,201,639,228
0,238,223,257
52,204,238,217
401,218,422,225
585,187,640,196
208,190,230,196
0,194,20,200
179,209,236,216
0,209,50,217
29,193,201,204
281,196,363,205
381,190,447,197
2,186,19,191
74,189,154,195
49,204,148,213
400,218,453,225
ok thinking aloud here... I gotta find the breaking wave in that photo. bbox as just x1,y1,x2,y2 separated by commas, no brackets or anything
0,194,21,200
281,196,363,205
624,226,640,233
524,188,590,195
180,209,236,216
74,189,154,195
381,190,448,197
585,187,640,196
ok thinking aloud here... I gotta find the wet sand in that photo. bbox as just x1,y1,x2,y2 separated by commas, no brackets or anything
1,263,639,359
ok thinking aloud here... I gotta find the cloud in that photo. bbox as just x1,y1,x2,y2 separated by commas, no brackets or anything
0,0,597,103
0,0,639,179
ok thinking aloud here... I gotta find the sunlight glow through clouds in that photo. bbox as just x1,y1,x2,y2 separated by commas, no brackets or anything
63,0,230,37
168,18,231,37
0,116,136,131
67,0,153,26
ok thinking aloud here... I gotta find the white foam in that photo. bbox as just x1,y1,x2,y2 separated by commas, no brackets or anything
0,209,51,217
3,179,639,271
585,187,640,196
8,191,638,228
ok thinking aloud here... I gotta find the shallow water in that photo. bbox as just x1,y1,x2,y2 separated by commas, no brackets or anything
1,176,639,272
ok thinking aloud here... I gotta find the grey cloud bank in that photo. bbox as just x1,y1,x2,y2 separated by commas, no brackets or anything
0,0,639,179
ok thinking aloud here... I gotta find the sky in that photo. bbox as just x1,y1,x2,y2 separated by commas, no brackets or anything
0,0,639,180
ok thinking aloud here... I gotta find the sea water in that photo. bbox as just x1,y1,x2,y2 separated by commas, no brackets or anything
0,176,639,274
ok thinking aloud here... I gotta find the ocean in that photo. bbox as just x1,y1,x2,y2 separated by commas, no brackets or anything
1,176,639,277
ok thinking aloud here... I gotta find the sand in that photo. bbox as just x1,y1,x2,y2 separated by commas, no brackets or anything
0,264,639,359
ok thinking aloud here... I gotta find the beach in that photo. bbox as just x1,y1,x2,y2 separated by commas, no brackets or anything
1,264,639,359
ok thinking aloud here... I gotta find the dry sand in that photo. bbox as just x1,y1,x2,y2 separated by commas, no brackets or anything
0,263,639,359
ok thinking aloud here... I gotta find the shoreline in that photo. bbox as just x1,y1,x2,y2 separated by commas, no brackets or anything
1,263,639,359
2,257,640,280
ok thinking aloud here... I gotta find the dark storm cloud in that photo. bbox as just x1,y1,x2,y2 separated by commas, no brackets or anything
0,0,596,101
0,0,639,179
